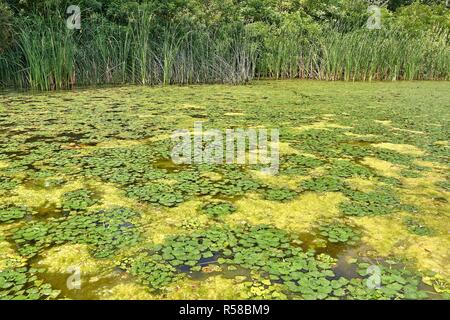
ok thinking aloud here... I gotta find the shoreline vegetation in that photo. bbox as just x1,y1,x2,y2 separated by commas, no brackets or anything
0,1,449,91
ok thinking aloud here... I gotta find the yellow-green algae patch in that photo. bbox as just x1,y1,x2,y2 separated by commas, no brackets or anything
372,143,426,156
224,192,346,234
179,103,206,110
278,142,300,155
360,157,403,178
37,244,113,274
98,275,252,300
433,140,449,147
139,199,211,244
374,120,392,126
391,127,426,135
399,171,450,205
0,240,27,270
351,212,450,278
8,180,86,208
92,139,146,149
344,177,379,193
200,172,223,181
343,131,379,139
413,159,446,170
163,276,245,300
89,182,142,211
98,282,157,300
250,170,307,189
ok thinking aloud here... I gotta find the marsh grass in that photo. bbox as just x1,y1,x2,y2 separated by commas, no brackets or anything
0,13,448,90
258,28,449,81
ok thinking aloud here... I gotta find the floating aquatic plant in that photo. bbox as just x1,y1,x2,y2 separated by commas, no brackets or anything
61,189,100,213
301,176,347,193
13,207,140,258
0,267,60,300
263,187,297,202
0,206,30,223
403,217,434,236
127,183,184,207
341,190,401,217
318,223,361,245
201,201,236,219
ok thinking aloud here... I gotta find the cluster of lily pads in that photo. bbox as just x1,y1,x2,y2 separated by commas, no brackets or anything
263,187,298,202
301,176,347,193
127,183,185,207
61,189,100,213
125,164,263,207
201,201,237,219
279,154,324,175
340,190,402,217
0,267,60,300
403,217,434,236
0,175,18,192
118,224,429,299
317,222,361,245
0,205,30,223
12,207,140,258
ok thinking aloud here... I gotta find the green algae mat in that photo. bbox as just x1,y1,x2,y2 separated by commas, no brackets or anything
0,80,449,300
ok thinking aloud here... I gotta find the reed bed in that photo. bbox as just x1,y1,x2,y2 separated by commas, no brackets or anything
0,14,448,90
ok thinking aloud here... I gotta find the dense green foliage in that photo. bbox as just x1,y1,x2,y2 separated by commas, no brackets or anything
0,0,448,89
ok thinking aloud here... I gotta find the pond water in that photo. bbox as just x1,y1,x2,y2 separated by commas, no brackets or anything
0,81,449,300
